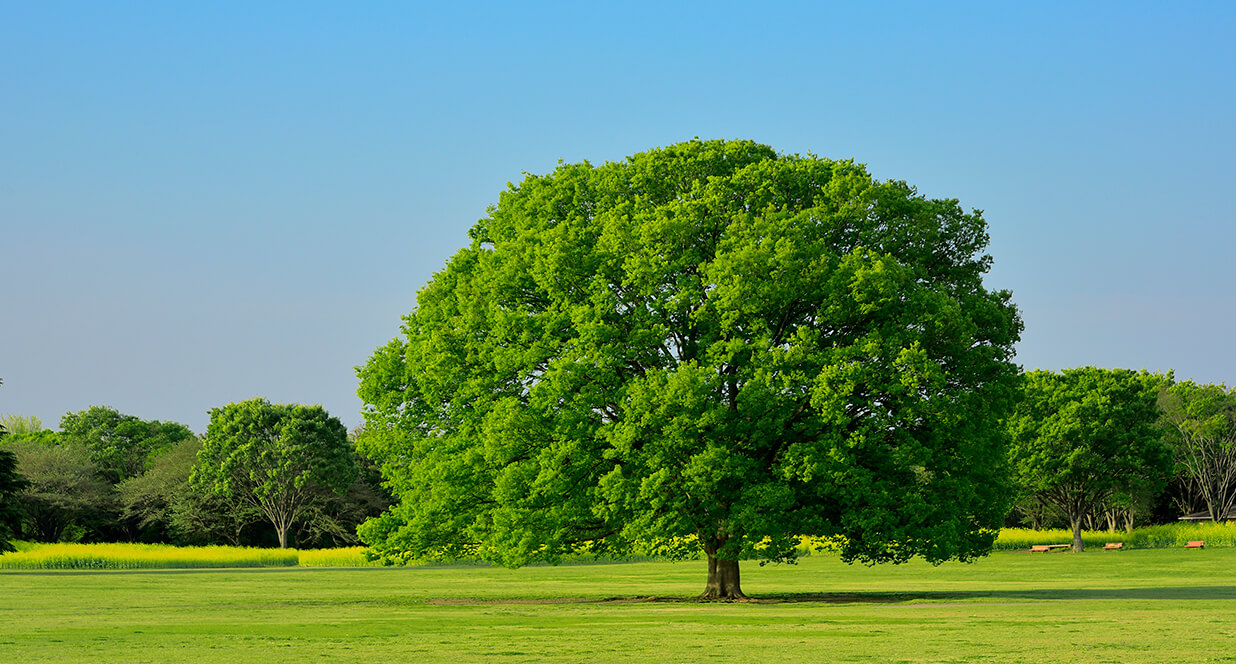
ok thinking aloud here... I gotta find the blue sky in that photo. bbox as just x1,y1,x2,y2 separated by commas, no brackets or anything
3,1,1233,433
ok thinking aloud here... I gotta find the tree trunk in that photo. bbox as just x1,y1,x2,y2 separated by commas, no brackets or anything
275,523,290,549
1070,516,1084,553
699,553,747,600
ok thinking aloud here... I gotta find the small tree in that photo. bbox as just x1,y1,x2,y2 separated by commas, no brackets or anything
1008,368,1172,552
194,398,356,548
1159,381,1236,522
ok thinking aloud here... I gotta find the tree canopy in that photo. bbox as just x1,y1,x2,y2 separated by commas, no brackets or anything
357,139,1023,598
1008,367,1172,551
194,398,356,548
60,406,195,484
5,439,111,543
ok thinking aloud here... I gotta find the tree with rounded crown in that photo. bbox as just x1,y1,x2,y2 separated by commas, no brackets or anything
1008,368,1171,552
194,398,355,549
357,139,1022,598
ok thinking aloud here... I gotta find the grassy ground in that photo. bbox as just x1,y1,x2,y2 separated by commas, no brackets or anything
3,548,1236,663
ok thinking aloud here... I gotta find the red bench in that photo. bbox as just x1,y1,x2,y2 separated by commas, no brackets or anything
1185,540,1205,549
1102,542,1123,550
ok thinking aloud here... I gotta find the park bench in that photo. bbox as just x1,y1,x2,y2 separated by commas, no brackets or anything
1030,544,1071,552
1102,542,1123,550
1185,540,1205,548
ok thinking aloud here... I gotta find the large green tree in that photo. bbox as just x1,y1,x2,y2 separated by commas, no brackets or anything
357,139,1022,598
1008,368,1172,552
194,398,356,548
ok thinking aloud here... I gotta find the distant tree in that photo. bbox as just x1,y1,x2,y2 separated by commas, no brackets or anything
1008,368,1172,552
1158,381,1236,522
0,414,43,437
0,448,26,551
194,398,357,548
296,450,393,548
357,139,1023,598
167,484,261,547
117,436,201,541
0,379,22,552
1,429,59,446
6,440,111,542
0,397,31,550
60,406,195,484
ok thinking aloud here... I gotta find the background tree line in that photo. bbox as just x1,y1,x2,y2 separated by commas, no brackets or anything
0,400,389,549
2,371,1233,553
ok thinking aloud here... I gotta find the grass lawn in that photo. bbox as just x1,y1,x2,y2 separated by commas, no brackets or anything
3,548,1236,663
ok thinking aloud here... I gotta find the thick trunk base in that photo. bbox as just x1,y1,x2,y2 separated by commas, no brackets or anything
699,555,747,600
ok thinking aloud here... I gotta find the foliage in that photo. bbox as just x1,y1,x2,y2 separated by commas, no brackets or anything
60,406,195,484
296,452,392,548
357,139,1022,597
117,436,205,541
1008,368,1173,551
166,484,263,546
194,398,357,548
0,448,26,552
118,432,266,547
0,379,32,551
4,440,112,542
1158,381,1236,521
0,429,59,446
0,414,43,437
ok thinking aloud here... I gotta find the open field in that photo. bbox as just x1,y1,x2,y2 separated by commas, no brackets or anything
4,548,1236,663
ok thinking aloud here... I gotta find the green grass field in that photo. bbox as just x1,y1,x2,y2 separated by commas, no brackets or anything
3,547,1236,663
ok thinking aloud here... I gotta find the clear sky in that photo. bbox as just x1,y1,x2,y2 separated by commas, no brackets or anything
2,2,1233,434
